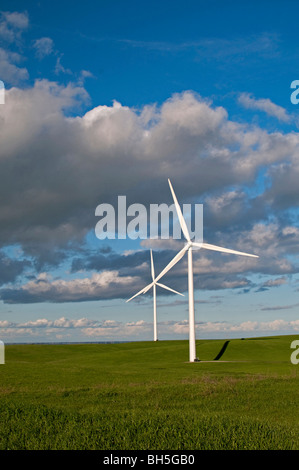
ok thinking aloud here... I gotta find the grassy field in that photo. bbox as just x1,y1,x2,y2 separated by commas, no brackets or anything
0,335,298,450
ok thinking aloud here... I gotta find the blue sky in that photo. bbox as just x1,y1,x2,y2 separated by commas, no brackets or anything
0,0,299,343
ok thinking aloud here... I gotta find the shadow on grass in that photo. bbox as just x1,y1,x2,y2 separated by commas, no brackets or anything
213,341,230,361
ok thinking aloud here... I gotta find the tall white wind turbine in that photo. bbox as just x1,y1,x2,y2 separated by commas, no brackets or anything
152,179,259,362
126,249,184,341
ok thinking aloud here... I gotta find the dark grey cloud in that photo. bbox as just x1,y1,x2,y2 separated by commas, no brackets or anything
261,303,299,311
71,249,150,273
0,251,30,285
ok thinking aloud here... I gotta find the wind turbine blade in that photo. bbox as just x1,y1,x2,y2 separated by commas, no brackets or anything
155,245,188,283
168,179,191,242
192,241,259,258
156,282,184,296
142,281,155,294
150,249,155,281
126,282,153,302
126,288,146,302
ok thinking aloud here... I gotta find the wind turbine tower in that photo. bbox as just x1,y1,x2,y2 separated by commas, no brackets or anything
152,179,259,362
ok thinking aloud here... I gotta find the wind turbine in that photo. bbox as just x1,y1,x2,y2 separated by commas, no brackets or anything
126,249,184,341
152,179,259,362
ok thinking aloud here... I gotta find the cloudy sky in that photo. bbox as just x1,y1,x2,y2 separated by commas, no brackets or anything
0,0,299,343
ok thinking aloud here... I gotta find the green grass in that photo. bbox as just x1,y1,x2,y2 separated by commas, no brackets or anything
0,335,298,450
